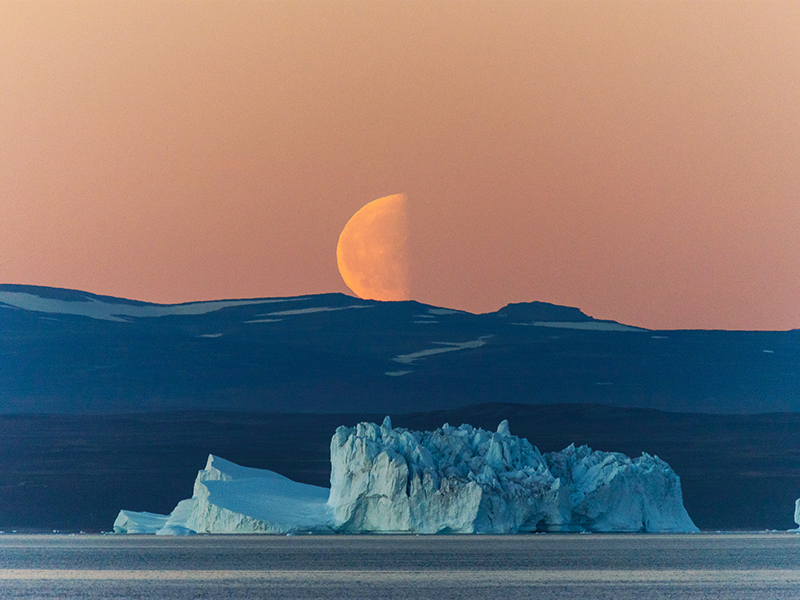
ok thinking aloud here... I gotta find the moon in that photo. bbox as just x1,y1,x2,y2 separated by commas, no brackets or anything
336,193,410,301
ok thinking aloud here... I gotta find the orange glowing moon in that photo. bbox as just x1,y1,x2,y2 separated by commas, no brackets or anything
336,193,410,301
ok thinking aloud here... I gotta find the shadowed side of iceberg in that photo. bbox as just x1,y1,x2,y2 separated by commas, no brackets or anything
544,444,697,533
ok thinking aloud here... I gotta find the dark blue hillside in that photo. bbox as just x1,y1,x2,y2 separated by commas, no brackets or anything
1,284,798,414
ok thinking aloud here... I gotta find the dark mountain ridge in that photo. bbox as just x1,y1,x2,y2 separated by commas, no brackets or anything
1,284,798,414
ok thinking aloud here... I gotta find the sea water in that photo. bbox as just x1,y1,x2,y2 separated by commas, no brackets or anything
1,533,799,599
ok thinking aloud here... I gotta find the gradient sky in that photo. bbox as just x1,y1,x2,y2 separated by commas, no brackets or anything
2,1,799,330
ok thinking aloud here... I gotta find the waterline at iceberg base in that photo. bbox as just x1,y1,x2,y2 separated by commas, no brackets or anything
114,418,698,534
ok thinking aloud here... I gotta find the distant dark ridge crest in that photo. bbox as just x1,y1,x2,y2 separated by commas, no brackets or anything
494,301,592,322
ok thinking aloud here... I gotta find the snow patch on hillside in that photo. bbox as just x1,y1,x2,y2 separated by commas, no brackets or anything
263,305,373,317
392,336,491,365
514,321,647,332
0,291,306,322
243,318,283,323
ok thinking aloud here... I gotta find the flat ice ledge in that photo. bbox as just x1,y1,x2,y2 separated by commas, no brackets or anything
113,510,171,534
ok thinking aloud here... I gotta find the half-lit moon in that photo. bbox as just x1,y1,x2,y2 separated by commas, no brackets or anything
336,193,410,301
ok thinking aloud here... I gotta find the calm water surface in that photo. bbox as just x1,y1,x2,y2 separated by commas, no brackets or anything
1,533,799,599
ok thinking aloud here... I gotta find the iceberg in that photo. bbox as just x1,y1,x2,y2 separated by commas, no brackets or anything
114,419,697,534
113,455,331,535
185,455,332,534
793,498,800,531
112,510,169,534
329,417,696,533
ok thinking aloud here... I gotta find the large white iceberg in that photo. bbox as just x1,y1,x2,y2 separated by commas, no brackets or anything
114,419,697,534
329,417,696,533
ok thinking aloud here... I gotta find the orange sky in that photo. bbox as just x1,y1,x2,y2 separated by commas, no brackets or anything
2,1,798,330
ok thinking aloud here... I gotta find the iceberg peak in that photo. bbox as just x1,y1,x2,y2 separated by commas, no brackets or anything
497,419,510,436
